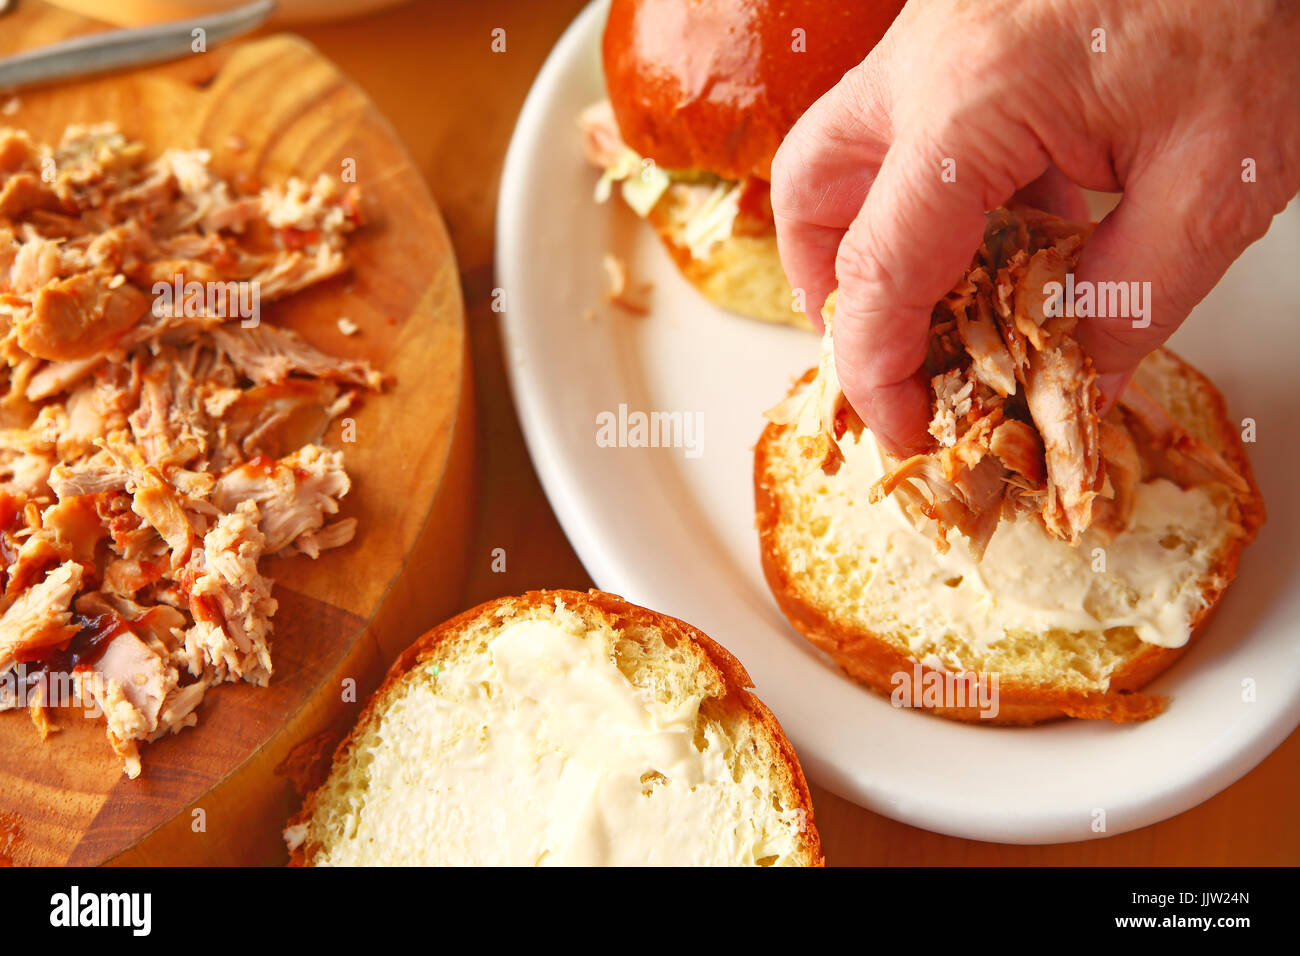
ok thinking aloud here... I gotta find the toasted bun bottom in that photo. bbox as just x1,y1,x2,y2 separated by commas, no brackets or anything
286,589,823,865
754,349,1264,724
646,197,811,329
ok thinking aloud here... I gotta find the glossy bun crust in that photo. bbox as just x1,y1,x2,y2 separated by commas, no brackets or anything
603,0,905,182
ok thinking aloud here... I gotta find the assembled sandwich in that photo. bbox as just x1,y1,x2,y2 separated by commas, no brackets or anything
756,205,1264,723
581,0,904,326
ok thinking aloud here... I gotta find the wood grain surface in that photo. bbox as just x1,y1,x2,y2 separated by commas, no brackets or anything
0,10,475,865
4,0,1295,866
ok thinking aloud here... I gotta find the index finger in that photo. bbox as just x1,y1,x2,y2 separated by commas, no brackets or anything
771,59,894,328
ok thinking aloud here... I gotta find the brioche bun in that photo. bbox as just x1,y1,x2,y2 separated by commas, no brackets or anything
287,590,823,866
754,350,1264,723
645,182,804,325
602,0,904,182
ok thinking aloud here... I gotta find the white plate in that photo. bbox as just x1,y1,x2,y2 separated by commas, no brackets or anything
497,0,1300,844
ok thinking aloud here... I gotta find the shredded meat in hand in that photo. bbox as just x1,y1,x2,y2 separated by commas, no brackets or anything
769,204,1249,559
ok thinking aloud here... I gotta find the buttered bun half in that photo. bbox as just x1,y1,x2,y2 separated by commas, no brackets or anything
286,590,822,866
582,0,904,326
755,207,1264,724
758,351,1263,724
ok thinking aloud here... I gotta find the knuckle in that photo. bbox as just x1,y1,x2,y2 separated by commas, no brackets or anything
768,145,803,220
1182,185,1270,266
834,221,896,298
841,58,891,128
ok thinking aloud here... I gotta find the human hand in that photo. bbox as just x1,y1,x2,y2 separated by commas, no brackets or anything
771,0,1300,457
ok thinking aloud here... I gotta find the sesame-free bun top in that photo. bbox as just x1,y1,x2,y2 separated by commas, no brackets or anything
602,0,905,182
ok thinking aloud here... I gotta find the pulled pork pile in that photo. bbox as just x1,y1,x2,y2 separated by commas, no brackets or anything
0,123,379,777
771,204,1246,558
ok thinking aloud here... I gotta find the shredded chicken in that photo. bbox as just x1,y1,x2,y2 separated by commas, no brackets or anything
579,98,776,240
769,204,1248,558
600,253,651,316
579,101,629,173
0,123,378,776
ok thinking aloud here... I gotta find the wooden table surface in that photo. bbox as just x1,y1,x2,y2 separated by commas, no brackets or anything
19,0,1299,866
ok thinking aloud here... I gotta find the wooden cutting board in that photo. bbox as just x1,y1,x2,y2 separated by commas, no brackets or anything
0,26,474,865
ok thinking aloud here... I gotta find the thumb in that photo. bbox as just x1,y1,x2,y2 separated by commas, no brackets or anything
831,125,1044,457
